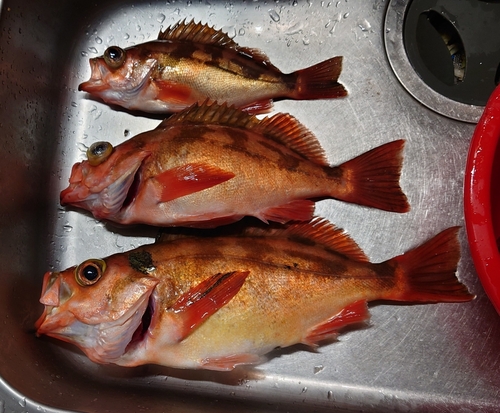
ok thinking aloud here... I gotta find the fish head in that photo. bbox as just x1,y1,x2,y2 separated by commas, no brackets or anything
78,45,157,109
35,253,159,364
60,140,151,221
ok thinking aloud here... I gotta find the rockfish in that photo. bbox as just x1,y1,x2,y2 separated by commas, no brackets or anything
60,102,409,228
78,19,347,114
35,218,474,370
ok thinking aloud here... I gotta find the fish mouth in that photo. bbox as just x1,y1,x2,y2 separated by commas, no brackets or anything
78,58,108,93
125,292,156,352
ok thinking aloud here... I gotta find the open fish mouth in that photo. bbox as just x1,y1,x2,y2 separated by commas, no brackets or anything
78,58,109,93
125,293,156,353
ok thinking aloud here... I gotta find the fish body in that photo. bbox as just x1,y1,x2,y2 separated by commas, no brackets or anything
78,20,347,114
35,219,474,370
60,102,409,228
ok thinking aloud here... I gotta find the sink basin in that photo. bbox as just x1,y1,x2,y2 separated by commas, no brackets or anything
1,1,499,412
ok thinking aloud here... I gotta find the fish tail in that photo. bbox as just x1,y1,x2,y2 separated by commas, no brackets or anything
288,56,348,100
333,139,410,213
385,227,474,303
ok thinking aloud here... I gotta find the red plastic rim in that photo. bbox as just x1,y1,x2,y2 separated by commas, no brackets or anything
464,84,500,316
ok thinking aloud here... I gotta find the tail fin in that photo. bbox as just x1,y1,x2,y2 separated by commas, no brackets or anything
335,140,410,213
289,56,348,100
386,227,474,303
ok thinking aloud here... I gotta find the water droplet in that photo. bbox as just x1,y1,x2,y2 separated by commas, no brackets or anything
292,0,298,5
286,22,303,35
302,387,308,393
95,36,103,44
327,390,333,400
81,50,88,57
71,101,77,108
302,36,310,45
18,398,26,408
63,224,73,232
123,33,130,40
269,9,280,22
238,28,246,36
343,12,349,18
77,142,88,153
124,129,131,137
88,46,98,54
222,26,236,38
314,364,324,374
157,13,166,23
358,18,371,32
386,27,391,33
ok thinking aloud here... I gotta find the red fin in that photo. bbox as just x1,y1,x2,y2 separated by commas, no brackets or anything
385,227,475,303
171,271,250,341
154,80,193,105
336,140,410,213
201,353,262,371
156,163,235,202
242,217,369,263
302,300,369,346
239,99,274,115
256,113,329,165
259,200,315,224
290,56,347,100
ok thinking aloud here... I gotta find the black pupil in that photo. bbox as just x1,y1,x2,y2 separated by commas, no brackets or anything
107,47,122,61
91,143,107,156
82,265,99,281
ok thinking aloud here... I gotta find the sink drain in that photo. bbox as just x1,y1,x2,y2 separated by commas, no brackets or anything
384,0,500,123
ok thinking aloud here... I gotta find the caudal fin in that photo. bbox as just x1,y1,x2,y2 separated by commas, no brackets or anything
385,227,474,303
335,140,410,213
289,56,348,100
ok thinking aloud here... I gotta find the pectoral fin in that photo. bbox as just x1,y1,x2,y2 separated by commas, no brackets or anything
155,163,235,202
170,270,250,341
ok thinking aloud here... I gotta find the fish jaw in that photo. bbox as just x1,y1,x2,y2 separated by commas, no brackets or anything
78,53,157,110
60,149,150,221
36,265,160,364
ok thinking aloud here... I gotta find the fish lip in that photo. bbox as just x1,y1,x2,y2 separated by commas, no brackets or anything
78,58,108,93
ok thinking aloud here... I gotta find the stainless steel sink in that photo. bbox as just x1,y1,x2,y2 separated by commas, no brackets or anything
1,0,499,412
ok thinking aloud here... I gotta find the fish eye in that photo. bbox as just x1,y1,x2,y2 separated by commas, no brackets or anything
87,141,113,166
103,46,126,69
75,259,106,287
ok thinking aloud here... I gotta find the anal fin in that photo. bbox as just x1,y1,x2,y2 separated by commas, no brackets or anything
259,199,315,224
201,353,263,371
302,300,369,347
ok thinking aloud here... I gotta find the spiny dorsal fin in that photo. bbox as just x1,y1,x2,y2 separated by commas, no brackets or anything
157,100,261,130
242,218,369,263
256,113,329,166
158,19,274,67
157,101,329,165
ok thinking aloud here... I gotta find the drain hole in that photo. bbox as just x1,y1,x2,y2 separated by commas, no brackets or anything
416,10,466,85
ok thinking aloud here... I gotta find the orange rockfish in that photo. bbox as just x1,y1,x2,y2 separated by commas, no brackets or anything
35,219,474,370
78,20,347,114
60,102,409,228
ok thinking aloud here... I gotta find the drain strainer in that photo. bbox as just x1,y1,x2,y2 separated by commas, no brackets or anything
384,0,500,123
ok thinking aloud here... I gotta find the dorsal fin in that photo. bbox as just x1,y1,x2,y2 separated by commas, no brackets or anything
158,19,274,67
256,113,329,166
242,218,369,263
157,100,260,130
157,101,329,165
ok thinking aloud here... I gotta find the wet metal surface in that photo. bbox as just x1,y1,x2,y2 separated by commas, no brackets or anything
0,0,499,412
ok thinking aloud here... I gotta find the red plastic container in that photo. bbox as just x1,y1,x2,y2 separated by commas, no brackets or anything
465,84,500,315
